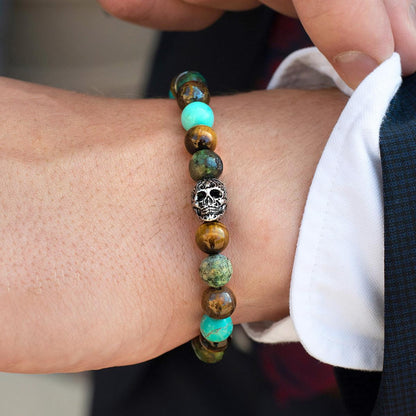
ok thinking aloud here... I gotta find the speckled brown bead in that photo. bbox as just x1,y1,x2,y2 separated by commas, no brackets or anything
177,81,210,110
196,221,229,254
184,125,217,155
201,286,236,319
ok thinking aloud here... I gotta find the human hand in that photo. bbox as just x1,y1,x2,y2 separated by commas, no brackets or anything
98,0,416,89
0,77,346,373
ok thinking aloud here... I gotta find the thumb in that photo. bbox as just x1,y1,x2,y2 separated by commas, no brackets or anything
293,0,394,89
384,0,416,76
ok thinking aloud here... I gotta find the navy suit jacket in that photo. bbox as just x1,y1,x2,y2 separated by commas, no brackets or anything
335,73,416,415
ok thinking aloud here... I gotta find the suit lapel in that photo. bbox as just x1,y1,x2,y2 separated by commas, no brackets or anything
375,72,416,414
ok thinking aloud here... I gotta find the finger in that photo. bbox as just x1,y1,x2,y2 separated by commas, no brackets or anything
183,0,260,11
384,0,416,75
98,0,223,31
260,0,298,17
292,0,395,89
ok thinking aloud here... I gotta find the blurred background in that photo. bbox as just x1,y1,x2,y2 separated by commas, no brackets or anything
2,0,157,96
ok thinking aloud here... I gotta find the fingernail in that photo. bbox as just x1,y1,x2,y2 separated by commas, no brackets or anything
334,51,379,89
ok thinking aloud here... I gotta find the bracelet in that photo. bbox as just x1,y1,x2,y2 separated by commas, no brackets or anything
170,71,236,364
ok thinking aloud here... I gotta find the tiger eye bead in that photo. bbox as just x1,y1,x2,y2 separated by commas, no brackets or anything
189,149,223,181
196,222,229,254
202,286,236,319
177,81,210,110
170,70,207,98
191,336,224,364
185,125,217,155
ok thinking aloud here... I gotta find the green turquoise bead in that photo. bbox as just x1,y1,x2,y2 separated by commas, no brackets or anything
191,336,224,364
199,254,232,288
189,149,223,181
181,102,214,131
200,314,233,343
168,90,175,99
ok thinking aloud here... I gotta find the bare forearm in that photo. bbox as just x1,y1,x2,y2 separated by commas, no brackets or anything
0,77,347,372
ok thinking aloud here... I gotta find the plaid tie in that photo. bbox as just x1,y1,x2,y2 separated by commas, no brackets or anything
255,14,312,89
256,15,342,409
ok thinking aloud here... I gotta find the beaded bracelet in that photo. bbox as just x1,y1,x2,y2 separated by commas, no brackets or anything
170,71,236,364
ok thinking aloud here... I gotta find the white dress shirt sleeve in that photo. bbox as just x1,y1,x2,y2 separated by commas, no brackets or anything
242,47,402,371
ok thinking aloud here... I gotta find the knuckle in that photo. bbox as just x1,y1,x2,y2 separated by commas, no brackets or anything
296,0,362,22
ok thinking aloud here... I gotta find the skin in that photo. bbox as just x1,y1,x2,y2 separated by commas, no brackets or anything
0,77,347,373
98,0,416,88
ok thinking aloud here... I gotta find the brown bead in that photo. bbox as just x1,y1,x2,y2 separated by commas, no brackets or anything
196,221,229,254
177,81,210,110
185,125,217,155
201,286,236,319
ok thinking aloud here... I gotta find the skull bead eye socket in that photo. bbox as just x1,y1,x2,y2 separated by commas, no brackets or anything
210,189,222,198
197,191,206,201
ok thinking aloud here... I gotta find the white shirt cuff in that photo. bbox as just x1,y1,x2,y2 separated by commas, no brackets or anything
243,47,402,371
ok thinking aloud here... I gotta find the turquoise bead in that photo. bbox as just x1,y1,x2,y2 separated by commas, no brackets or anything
200,314,233,343
199,254,232,288
168,90,175,99
181,102,214,131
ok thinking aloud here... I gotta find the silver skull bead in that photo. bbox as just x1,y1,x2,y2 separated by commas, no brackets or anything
192,178,227,221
